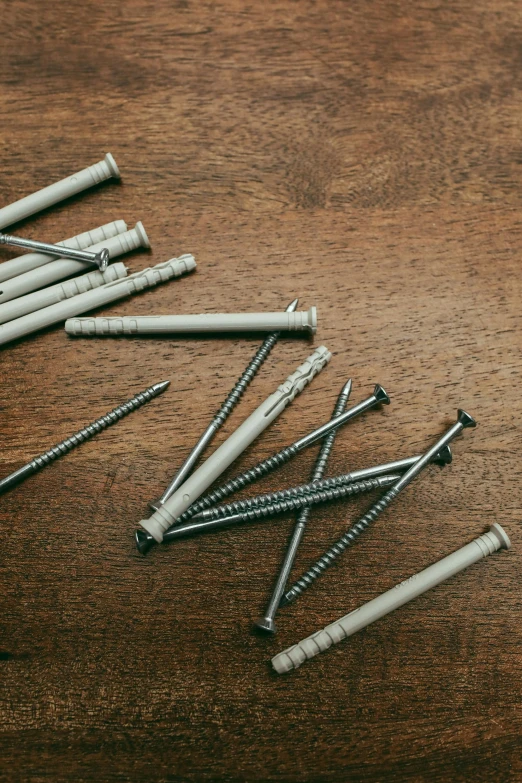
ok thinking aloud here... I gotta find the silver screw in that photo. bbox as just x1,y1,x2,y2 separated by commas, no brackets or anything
194,446,453,521
281,409,476,606
0,232,110,271
256,378,352,633
0,381,170,495
148,475,400,542
148,297,299,511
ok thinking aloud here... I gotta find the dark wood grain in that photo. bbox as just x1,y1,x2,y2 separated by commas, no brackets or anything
1,1,521,781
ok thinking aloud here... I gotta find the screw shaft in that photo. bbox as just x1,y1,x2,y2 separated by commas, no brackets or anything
0,381,170,495
256,379,352,632
161,475,399,541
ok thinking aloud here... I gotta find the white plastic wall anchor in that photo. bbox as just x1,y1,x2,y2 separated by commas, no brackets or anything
0,262,128,325
139,345,332,543
0,220,127,284
0,153,121,229
0,255,195,347
63,307,317,336
272,523,511,674
0,222,149,304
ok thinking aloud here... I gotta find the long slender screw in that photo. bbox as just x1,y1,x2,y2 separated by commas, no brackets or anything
281,409,476,606
141,475,400,542
171,382,386,523
148,298,299,511
194,446,453,521
0,233,110,271
0,381,170,495
256,378,352,633
133,447,452,556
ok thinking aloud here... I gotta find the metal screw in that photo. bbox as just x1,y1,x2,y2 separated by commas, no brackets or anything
256,378,352,633
196,445,453,520
0,381,170,495
133,447,452,556
148,297,299,511
0,232,110,271
281,409,476,606
144,475,400,542
174,382,388,525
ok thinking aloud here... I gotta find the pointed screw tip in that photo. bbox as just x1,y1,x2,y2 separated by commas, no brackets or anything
457,409,477,429
286,297,299,312
153,380,171,393
341,378,353,398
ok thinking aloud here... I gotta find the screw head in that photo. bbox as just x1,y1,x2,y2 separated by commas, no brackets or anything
433,445,453,467
457,409,477,429
373,384,390,406
255,616,277,634
135,529,155,555
97,248,110,272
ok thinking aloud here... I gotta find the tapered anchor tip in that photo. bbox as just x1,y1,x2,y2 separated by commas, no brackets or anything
457,409,477,429
254,616,277,634
374,384,390,406
135,529,155,555
286,297,299,312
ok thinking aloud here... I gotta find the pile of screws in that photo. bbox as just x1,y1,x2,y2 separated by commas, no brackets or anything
1,154,510,676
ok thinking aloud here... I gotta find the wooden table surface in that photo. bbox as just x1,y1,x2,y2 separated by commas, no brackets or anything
1,2,521,781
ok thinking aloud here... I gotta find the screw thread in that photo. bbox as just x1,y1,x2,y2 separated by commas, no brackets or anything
309,383,351,482
198,464,388,521
29,383,165,470
203,476,393,525
283,486,401,603
212,332,280,428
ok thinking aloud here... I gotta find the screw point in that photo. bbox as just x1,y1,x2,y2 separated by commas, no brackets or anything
153,380,170,394
341,378,353,398
286,297,299,312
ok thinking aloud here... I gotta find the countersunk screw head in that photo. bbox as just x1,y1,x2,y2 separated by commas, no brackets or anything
135,529,155,555
374,384,390,406
433,445,452,466
255,616,277,634
457,409,477,429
